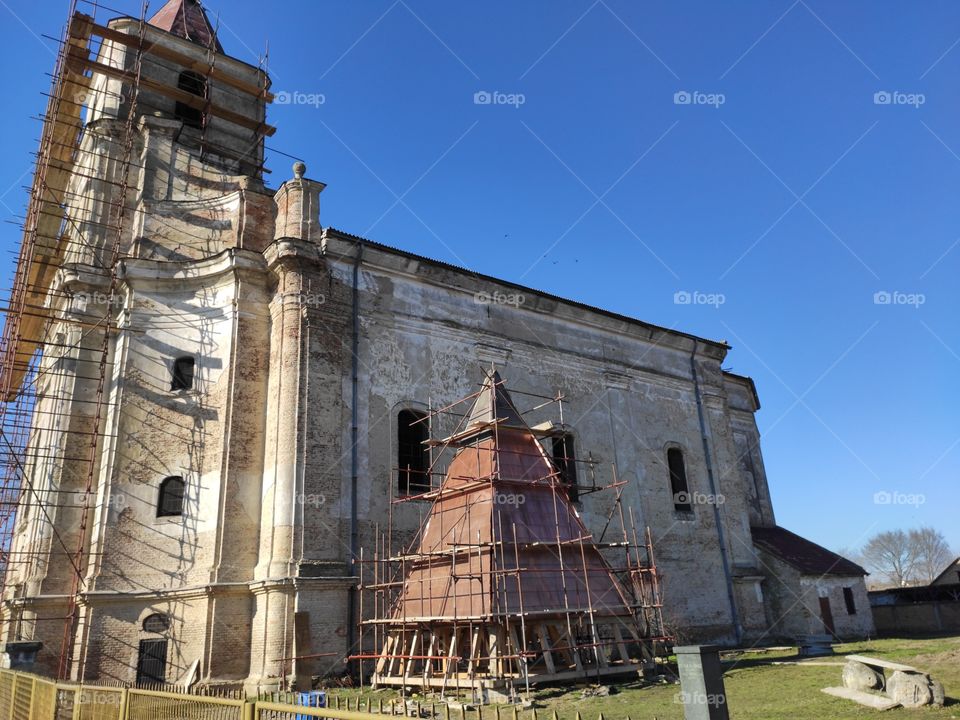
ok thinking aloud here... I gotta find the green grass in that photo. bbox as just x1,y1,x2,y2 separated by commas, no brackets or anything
327,635,960,719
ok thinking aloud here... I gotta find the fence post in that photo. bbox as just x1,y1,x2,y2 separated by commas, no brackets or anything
28,677,36,720
118,687,129,720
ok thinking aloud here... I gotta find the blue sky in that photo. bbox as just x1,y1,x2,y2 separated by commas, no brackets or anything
0,1,957,556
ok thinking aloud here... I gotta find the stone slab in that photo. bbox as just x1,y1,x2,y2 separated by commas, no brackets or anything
845,655,919,673
821,687,901,711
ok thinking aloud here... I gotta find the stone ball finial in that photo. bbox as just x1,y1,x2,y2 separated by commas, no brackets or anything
293,161,306,180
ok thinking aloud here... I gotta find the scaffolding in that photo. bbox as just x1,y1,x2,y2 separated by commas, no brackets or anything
353,371,670,701
0,0,274,680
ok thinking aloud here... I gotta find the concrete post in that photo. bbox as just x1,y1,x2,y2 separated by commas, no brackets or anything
675,645,730,720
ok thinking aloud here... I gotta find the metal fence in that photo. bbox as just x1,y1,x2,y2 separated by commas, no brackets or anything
0,671,638,720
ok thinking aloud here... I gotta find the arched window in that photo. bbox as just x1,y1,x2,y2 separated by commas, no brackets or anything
551,433,578,502
667,447,692,512
142,613,170,633
175,70,206,129
171,356,195,391
397,410,430,495
157,476,185,517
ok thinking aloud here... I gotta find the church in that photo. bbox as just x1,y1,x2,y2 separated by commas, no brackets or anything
0,0,873,690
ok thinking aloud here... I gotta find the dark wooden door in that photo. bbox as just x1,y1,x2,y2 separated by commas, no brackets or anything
818,596,835,635
136,639,167,685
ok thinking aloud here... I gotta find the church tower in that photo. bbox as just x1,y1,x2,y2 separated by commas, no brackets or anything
0,0,290,684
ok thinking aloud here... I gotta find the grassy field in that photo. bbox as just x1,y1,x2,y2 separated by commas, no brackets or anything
527,636,960,719
327,635,960,719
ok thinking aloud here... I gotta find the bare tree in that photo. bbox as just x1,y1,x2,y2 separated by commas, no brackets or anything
910,526,953,584
861,530,917,587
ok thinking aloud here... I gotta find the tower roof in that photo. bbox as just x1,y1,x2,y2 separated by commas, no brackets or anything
148,0,223,53
465,370,527,430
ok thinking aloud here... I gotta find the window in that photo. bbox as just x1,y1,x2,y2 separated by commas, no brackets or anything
136,639,168,685
175,71,206,129
171,356,195,391
142,614,170,633
668,447,691,512
843,587,857,615
157,476,185,517
551,434,578,502
397,410,430,495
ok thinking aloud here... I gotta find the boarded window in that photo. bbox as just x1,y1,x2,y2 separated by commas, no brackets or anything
157,476,185,517
171,356,195,390
551,434,578,502
136,639,167,685
668,447,692,512
175,71,206,129
397,410,430,495
843,587,857,615
142,614,170,633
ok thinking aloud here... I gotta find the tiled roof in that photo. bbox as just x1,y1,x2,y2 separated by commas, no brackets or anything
752,525,867,577
148,0,223,53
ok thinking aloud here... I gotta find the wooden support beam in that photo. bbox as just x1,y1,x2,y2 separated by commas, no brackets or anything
64,52,276,136
79,15,275,102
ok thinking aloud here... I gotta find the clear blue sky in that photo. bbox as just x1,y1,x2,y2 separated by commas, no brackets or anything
1,1,957,556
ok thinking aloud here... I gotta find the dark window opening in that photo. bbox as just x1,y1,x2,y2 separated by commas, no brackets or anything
398,410,430,495
142,613,170,634
136,639,167,685
157,476,185,517
171,356,195,391
668,447,691,512
552,434,578,502
843,587,857,615
175,71,206,129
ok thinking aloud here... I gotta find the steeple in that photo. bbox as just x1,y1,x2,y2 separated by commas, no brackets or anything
464,369,527,430
148,0,223,53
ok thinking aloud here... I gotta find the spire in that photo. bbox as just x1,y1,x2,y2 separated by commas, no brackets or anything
148,0,223,53
464,369,527,430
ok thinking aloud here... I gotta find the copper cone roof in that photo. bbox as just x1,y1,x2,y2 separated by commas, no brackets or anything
148,0,223,53
391,373,634,622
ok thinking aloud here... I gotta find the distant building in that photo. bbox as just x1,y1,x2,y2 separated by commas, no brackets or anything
930,558,960,587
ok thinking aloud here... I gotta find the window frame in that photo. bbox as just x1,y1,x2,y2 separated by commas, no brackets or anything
551,432,579,502
667,445,692,513
842,586,857,615
170,356,195,391
397,409,430,496
156,476,185,518
174,70,207,129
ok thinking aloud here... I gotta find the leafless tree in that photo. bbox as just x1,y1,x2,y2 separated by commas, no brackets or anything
909,526,953,584
860,527,954,587
861,530,918,587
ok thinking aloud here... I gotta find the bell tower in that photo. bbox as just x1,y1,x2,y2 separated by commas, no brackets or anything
0,0,277,681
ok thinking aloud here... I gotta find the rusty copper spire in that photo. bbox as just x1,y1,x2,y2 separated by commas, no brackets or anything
148,0,223,53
